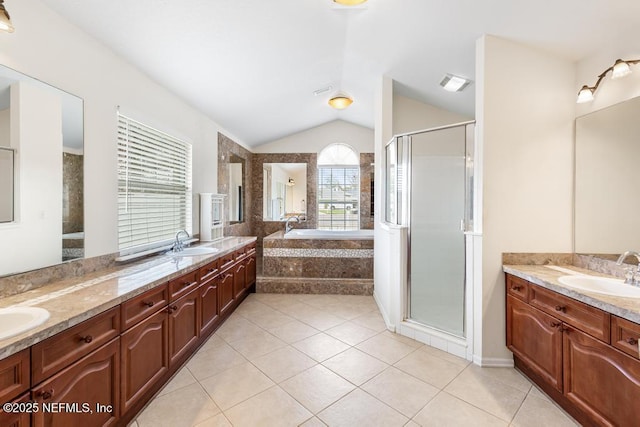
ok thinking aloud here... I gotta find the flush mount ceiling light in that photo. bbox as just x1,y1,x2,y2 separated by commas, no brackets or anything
333,0,368,5
328,94,353,110
440,74,472,92
577,58,640,104
0,0,14,33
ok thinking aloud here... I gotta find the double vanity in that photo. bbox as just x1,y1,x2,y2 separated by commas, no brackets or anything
504,262,640,426
0,237,257,427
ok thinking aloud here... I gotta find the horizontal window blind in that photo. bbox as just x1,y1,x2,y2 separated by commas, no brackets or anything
318,166,360,230
117,113,192,252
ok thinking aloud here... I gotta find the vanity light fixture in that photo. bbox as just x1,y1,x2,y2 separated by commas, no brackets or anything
287,178,295,186
328,94,353,110
333,0,368,5
440,74,472,92
0,0,14,33
576,58,640,103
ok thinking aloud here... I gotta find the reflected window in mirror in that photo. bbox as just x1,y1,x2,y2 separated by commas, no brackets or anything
0,64,84,277
262,163,307,221
228,154,245,224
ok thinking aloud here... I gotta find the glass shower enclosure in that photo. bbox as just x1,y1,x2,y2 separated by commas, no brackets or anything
385,122,474,339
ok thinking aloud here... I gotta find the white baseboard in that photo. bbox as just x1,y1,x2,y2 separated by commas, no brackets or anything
373,292,395,332
473,355,514,367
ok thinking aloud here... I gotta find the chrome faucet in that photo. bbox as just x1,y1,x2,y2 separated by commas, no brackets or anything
616,250,640,286
285,216,300,234
173,230,190,252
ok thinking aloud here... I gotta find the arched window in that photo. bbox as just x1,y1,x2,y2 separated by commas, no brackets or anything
317,143,360,230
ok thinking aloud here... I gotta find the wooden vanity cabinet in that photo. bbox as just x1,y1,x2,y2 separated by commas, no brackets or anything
233,261,247,300
31,307,121,386
245,251,256,290
120,308,169,414
218,269,235,317
506,295,563,391
168,288,200,366
199,261,220,337
506,273,640,426
0,348,30,406
0,393,31,427
564,326,640,426
32,338,120,427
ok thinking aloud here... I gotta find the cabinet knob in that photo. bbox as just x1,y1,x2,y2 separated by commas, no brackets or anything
550,321,562,328
627,337,638,345
38,389,54,400
80,335,93,344
143,301,154,308
511,285,522,291
554,305,567,313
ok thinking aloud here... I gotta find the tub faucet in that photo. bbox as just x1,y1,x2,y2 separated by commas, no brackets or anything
173,230,190,252
285,216,300,234
616,250,640,286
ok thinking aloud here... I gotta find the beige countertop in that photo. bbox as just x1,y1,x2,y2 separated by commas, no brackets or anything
504,264,640,324
0,236,256,360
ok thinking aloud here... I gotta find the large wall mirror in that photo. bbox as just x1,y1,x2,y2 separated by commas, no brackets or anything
575,95,640,257
0,64,84,276
262,163,307,221
228,154,245,224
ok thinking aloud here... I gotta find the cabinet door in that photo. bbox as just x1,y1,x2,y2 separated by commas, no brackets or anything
120,309,169,413
245,255,256,288
233,262,246,299
507,295,563,391
219,270,234,317
200,279,219,337
32,339,120,427
564,327,640,426
168,289,200,366
0,393,31,427
0,348,29,405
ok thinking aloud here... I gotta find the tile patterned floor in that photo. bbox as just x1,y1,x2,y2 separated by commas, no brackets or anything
131,294,578,427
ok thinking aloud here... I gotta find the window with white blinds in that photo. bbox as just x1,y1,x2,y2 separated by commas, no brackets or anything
117,113,192,253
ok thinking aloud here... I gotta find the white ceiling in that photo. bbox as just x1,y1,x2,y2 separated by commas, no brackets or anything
40,0,640,146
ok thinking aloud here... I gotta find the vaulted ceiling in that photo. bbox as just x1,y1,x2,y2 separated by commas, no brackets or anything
40,0,640,146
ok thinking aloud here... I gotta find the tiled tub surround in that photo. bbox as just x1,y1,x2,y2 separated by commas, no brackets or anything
0,236,256,360
261,230,374,295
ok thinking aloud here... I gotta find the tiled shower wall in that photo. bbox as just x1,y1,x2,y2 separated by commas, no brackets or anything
218,133,253,237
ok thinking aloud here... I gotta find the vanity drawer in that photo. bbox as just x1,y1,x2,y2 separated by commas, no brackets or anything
506,275,529,302
529,284,610,343
0,348,29,404
169,270,199,301
218,252,235,272
611,315,640,360
121,283,169,331
32,306,120,385
199,259,220,285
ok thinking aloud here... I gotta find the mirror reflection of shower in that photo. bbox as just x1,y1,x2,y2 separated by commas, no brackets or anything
262,163,307,221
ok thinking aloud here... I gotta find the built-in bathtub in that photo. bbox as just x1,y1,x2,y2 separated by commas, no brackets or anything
260,229,374,295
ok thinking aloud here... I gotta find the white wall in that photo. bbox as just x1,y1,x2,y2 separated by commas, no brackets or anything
254,120,373,154
393,94,472,135
0,0,246,260
0,108,8,146
476,35,575,364
0,82,63,274
0,108,11,221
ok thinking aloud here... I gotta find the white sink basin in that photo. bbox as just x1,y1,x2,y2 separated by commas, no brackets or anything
557,275,640,298
0,307,50,340
167,247,220,257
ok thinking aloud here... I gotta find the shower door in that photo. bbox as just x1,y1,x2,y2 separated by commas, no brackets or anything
408,125,470,338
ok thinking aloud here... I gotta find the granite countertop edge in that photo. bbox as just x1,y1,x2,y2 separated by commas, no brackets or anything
0,236,256,360
503,264,640,324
